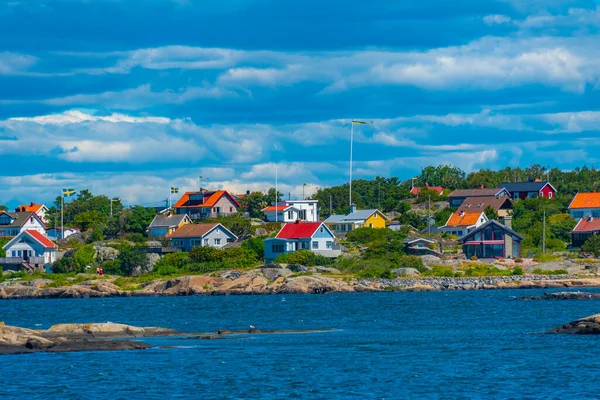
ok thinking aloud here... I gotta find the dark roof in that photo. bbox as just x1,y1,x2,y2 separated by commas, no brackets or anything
460,219,525,243
448,188,506,198
499,181,555,193
0,211,39,228
457,196,513,214
149,214,189,228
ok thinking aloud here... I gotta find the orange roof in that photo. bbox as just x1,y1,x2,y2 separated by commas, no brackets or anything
445,212,483,227
569,192,600,209
173,190,241,209
261,205,293,212
16,203,44,213
26,230,56,248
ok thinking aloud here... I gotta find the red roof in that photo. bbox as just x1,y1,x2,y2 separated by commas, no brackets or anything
573,217,600,233
411,185,443,196
276,221,324,239
173,190,241,209
26,230,56,248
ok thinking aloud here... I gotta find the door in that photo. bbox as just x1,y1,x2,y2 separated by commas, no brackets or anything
23,250,30,262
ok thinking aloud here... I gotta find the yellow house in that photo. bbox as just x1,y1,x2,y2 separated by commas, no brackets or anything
148,213,192,239
324,206,388,233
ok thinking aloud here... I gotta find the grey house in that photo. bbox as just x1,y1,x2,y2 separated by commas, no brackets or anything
168,223,237,251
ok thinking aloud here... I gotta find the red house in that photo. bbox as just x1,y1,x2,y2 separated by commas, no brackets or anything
499,180,556,201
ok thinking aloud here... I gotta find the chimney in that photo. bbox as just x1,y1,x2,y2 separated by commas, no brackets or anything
459,211,465,216
246,190,250,195
350,204,357,214
534,178,540,182
295,219,302,224
588,216,594,222
502,215,512,229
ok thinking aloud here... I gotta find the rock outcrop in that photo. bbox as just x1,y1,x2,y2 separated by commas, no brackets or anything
548,313,600,334
520,291,600,300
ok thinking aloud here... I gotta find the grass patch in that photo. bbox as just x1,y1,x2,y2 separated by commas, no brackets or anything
532,268,569,276
533,253,563,263
421,265,458,277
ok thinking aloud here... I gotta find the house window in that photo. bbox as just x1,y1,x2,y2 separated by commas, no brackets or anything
369,223,373,228
312,241,318,249
17,250,22,257
272,244,284,253
320,227,323,233
592,211,600,218
573,211,584,219
374,213,377,218
203,238,209,246
172,239,183,247
214,238,221,245
12,250,16,257
288,211,293,220
230,207,233,212
326,241,333,249
548,192,553,199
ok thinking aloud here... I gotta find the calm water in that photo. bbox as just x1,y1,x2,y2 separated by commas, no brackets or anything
2,289,600,399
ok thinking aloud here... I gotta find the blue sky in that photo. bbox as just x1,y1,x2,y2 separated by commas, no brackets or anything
1,0,600,207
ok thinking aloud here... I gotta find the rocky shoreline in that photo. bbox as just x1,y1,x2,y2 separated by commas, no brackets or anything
1,267,600,299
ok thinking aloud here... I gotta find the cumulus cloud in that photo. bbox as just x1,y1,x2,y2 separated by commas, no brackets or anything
0,52,37,74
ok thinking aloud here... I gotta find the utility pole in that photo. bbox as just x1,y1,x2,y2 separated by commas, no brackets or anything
330,195,332,216
542,209,546,255
428,194,431,240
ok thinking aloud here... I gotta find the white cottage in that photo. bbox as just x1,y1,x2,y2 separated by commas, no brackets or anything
2,230,57,266
262,200,319,223
0,211,46,238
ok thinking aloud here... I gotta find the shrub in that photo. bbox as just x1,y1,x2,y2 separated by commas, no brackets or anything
533,253,562,263
240,236,265,260
398,255,426,272
189,246,223,263
99,259,122,275
356,265,394,279
582,234,600,257
470,255,478,261
73,244,95,269
219,247,259,269
511,267,524,275
128,233,147,244
117,246,147,276
421,265,456,277
514,258,523,263
275,250,333,266
532,268,568,275
154,252,190,270
52,257,82,274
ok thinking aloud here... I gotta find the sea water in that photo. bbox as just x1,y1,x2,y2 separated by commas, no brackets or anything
1,289,600,399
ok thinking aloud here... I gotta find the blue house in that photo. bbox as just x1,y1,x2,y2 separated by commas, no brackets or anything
264,221,340,263
168,223,237,251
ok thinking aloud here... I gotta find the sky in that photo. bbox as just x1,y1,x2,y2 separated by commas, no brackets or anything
1,0,600,208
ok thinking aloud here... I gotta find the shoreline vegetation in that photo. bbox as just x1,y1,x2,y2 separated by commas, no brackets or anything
2,266,600,299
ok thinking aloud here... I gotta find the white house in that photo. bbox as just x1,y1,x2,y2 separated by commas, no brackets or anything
263,221,340,263
439,211,488,238
47,227,81,240
2,230,57,267
15,203,50,223
0,211,47,238
262,200,319,223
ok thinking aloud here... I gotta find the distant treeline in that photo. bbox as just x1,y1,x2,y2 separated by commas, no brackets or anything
312,164,600,217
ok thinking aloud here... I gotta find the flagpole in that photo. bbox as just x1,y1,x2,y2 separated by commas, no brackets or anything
349,120,354,207
275,165,278,223
61,193,64,240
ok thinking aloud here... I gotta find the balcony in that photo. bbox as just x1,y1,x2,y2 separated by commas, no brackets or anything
0,257,45,265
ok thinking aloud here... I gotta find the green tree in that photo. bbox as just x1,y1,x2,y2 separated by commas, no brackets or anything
117,246,147,276
124,206,156,235
0,205,7,211
73,244,95,268
241,236,266,259
238,191,268,218
582,235,600,257
483,206,498,221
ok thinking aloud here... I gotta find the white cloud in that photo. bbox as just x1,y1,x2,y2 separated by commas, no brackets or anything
0,52,37,74
8,110,171,125
484,14,513,25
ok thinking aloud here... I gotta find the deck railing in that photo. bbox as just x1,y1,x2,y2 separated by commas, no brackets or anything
0,257,45,265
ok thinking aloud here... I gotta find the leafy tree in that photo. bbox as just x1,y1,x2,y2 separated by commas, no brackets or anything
0,205,7,211
483,206,498,221
73,244,95,268
241,236,266,259
433,207,455,226
0,238,9,257
210,213,253,237
117,245,147,276
74,210,107,231
124,206,156,235
582,235,600,257
52,257,82,274
189,246,222,263
238,191,268,218
418,165,466,189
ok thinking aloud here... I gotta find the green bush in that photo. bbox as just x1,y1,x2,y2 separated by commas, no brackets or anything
219,247,259,269
99,259,122,275
154,252,191,270
73,244,95,269
241,236,265,259
128,233,147,244
189,246,223,263
275,250,333,266
398,255,425,272
117,245,147,276
356,265,394,279
532,268,568,275
52,257,82,274
511,266,524,275
463,265,511,277
582,234,600,257
421,265,457,277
